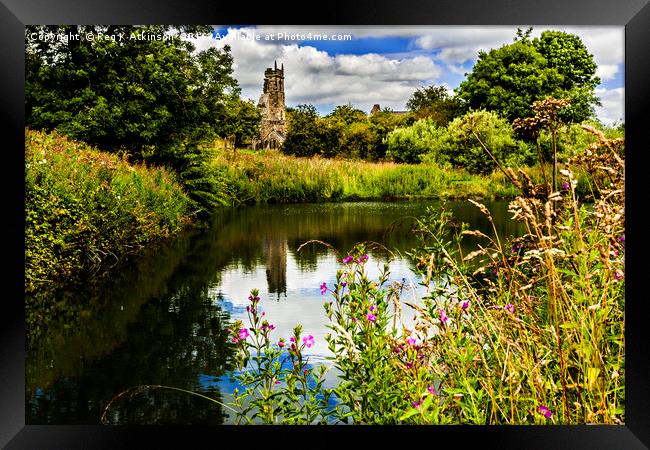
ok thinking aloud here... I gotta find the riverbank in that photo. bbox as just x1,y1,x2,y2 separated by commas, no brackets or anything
25,129,193,295
213,149,521,204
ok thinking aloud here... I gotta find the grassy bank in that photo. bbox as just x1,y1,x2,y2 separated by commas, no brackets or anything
214,149,521,204
25,129,192,294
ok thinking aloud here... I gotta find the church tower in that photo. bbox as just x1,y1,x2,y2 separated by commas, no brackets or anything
253,61,287,150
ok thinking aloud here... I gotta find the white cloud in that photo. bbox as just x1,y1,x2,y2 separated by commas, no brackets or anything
196,27,442,113
188,25,624,120
594,87,625,125
596,64,620,81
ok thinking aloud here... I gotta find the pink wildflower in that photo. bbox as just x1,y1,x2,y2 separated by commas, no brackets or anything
238,328,250,340
356,254,369,263
303,335,315,348
537,405,552,419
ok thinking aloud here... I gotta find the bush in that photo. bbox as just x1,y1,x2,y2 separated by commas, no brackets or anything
25,129,192,293
385,118,450,164
444,110,518,175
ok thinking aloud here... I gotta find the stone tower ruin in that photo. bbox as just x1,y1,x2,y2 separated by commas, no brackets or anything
253,61,286,150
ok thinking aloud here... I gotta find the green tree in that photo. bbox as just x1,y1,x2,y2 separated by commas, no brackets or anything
25,25,240,165
444,110,518,175
25,25,245,212
456,29,600,123
341,121,376,160
385,118,449,164
224,99,261,149
406,84,462,125
369,108,414,160
282,104,324,157
327,104,367,126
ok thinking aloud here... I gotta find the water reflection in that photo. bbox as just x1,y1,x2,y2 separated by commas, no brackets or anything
26,200,523,424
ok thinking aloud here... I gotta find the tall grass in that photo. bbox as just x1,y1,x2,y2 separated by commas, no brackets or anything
213,149,519,205
25,129,192,294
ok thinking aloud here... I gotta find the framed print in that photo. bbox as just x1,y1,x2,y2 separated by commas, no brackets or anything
2,0,649,448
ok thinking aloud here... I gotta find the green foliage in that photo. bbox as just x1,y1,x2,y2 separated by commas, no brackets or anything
172,140,230,214
456,29,600,123
215,149,518,205
26,26,238,160
225,99,262,148
25,129,191,293
327,104,368,126
341,121,376,160
282,105,328,157
385,118,450,164
323,250,440,424
532,30,600,90
406,84,462,125
283,104,417,162
25,25,243,211
444,110,518,174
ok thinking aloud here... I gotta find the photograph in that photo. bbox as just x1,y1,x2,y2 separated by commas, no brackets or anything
2,0,649,447
23,24,627,426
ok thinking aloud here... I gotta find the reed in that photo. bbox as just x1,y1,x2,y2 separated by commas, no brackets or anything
212,149,519,205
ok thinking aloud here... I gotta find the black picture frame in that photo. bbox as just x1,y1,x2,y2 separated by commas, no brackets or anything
2,0,648,448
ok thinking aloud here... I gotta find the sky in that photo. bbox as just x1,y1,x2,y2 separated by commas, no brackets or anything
189,26,624,125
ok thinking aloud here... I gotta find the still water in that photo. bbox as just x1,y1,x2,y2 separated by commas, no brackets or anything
26,200,523,425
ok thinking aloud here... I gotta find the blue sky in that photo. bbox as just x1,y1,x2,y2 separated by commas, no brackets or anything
196,26,624,124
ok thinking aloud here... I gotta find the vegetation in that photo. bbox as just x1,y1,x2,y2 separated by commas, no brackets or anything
384,105,622,176
456,28,601,123
282,104,413,161
25,129,192,294
224,124,625,424
25,25,259,212
406,84,462,125
385,117,449,164
213,148,519,204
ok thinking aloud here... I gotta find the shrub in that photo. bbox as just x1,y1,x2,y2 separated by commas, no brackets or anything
385,118,450,164
25,129,192,293
444,110,518,175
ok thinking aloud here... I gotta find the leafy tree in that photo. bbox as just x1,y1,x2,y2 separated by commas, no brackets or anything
456,29,600,123
385,118,449,164
369,108,414,160
532,30,600,90
225,99,261,149
341,121,376,160
444,110,518,174
25,25,245,212
282,105,325,157
406,84,462,125
327,104,367,126
25,25,239,163
532,31,601,123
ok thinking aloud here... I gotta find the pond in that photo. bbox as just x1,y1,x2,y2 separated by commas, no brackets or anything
26,200,524,425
